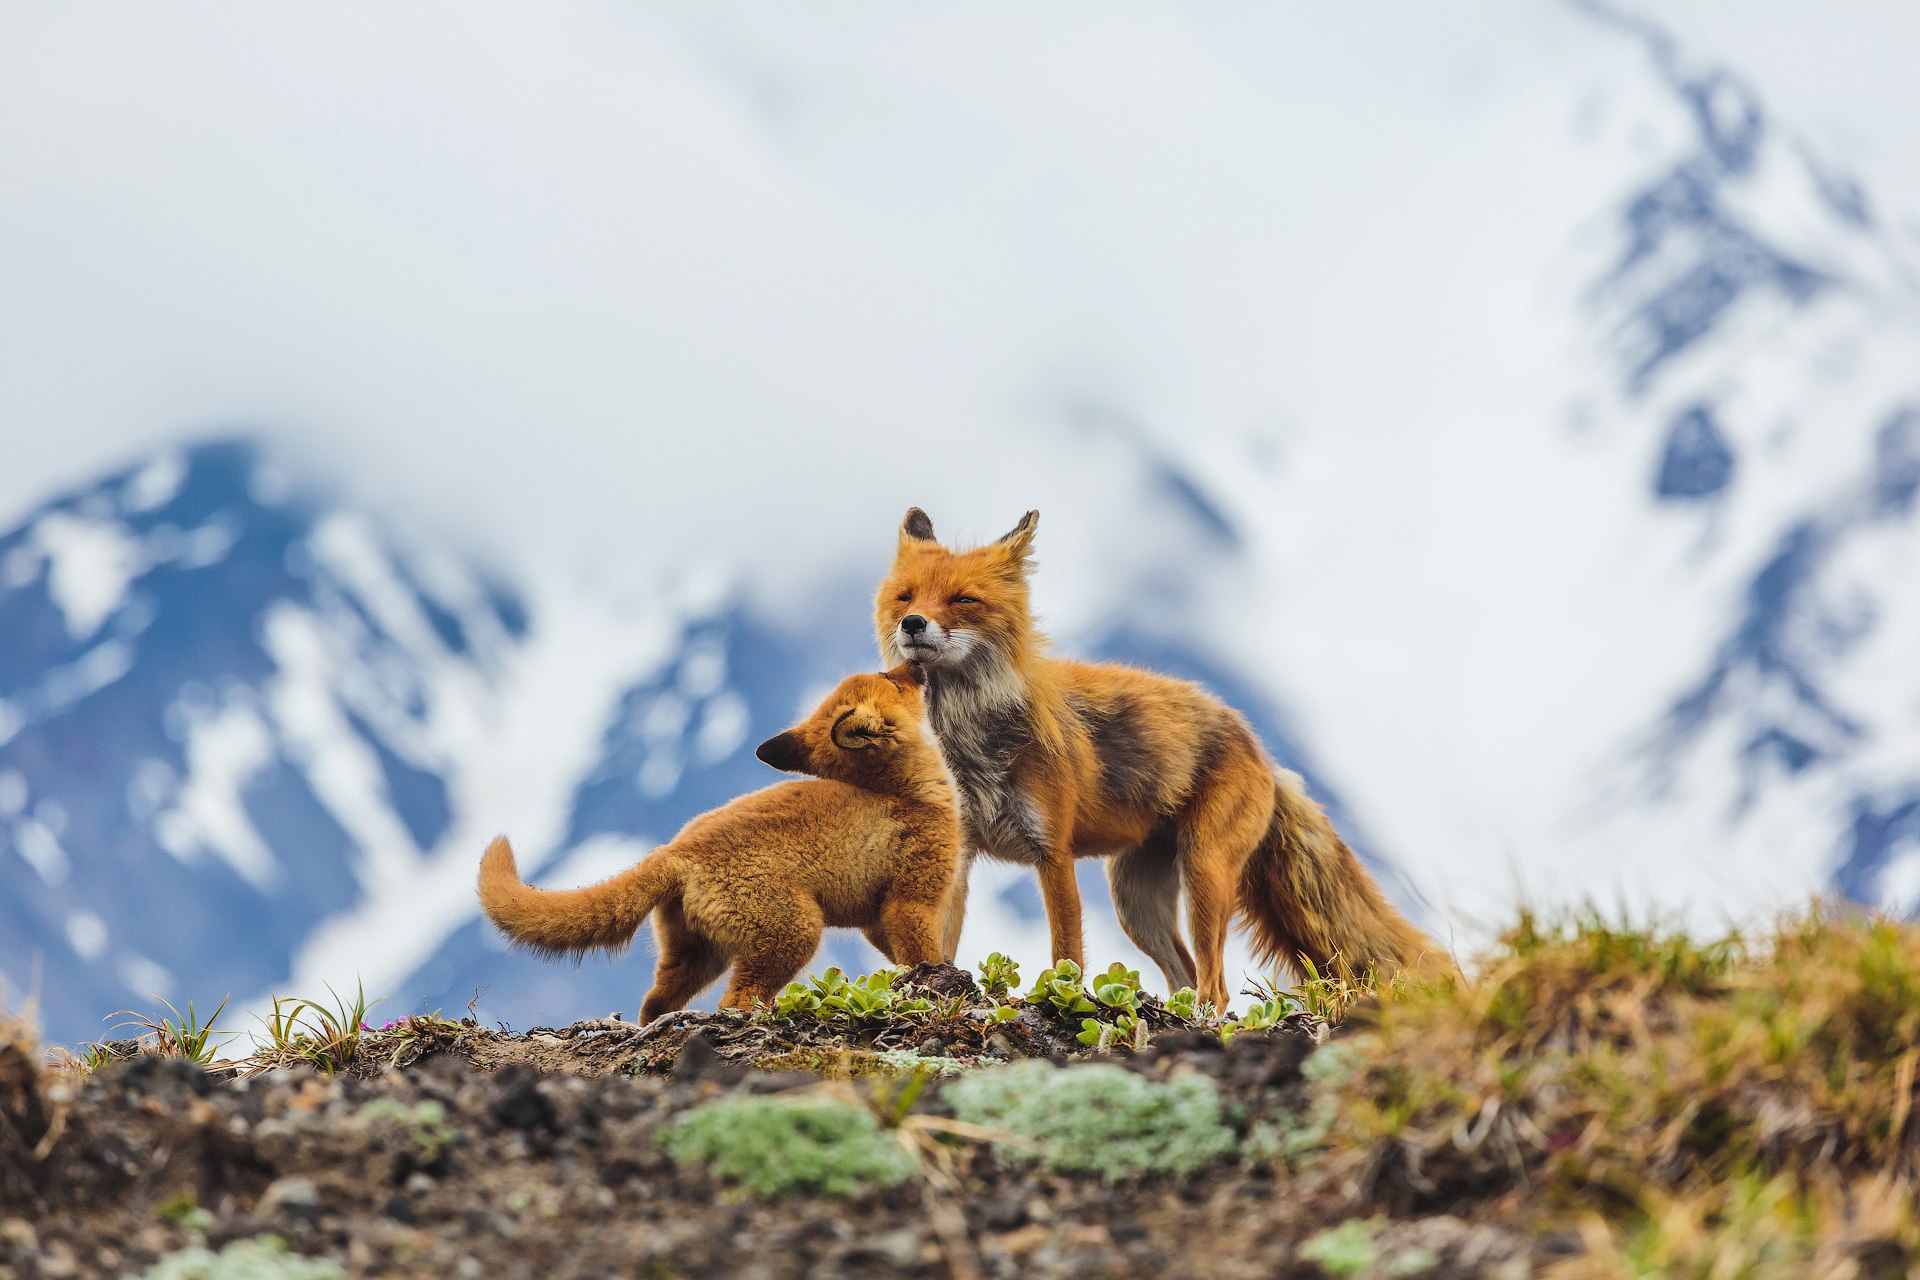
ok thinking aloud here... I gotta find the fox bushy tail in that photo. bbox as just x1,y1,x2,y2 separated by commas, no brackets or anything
1238,771,1450,982
477,836,682,958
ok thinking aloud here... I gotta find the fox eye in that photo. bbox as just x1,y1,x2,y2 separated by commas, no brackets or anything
895,592,911,603
950,595,979,606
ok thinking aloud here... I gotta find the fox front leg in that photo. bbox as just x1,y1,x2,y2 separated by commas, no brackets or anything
938,849,975,962
879,893,945,967
1035,851,1086,969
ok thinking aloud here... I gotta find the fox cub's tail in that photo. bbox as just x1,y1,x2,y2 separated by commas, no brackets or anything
477,836,682,957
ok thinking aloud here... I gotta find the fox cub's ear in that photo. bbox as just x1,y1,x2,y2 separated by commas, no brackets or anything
883,662,924,690
996,509,1039,559
755,731,811,774
900,508,937,545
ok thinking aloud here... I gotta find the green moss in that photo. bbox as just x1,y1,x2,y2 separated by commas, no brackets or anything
143,1236,343,1280
155,1191,213,1232
945,1060,1235,1180
750,1046,966,1080
358,1096,456,1161
657,1096,916,1198
1298,1219,1379,1276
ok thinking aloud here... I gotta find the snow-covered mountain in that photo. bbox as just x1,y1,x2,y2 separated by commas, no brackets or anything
5,2,1920,1045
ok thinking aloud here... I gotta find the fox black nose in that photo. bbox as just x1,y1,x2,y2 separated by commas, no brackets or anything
901,614,928,637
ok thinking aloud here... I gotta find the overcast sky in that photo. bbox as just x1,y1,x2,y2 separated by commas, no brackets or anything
2,1,1916,595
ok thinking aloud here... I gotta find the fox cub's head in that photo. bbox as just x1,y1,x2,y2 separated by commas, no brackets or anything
754,666,942,796
874,508,1038,672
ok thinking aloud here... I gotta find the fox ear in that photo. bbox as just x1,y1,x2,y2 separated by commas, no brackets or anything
900,508,936,545
883,662,924,690
996,510,1039,559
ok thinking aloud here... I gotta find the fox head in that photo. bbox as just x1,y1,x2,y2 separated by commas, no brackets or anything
874,508,1039,673
754,665,943,796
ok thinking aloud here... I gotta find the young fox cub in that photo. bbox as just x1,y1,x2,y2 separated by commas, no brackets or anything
877,508,1444,1010
477,668,958,1021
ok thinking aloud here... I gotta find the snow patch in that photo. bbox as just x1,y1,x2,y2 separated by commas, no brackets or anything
32,512,146,639
259,603,427,891
65,911,108,960
1879,847,1920,915
153,696,281,890
637,750,684,798
535,834,655,890
121,450,186,513
307,514,444,658
693,690,750,765
13,818,70,887
118,954,174,998
0,771,25,817
0,546,39,591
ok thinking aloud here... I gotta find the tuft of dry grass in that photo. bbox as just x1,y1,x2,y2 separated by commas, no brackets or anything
106,995,234,1066
1311,908,1920,1270
246,983,377,1076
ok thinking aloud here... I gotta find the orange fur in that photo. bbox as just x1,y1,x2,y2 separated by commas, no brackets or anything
477,668,959,1021
876,509,1446,1008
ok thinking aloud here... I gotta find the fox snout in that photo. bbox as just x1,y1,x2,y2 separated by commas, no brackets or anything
755,730,808,773
896,614,951,662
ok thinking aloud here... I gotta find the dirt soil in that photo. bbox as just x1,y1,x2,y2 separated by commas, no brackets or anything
3,966,1546,1280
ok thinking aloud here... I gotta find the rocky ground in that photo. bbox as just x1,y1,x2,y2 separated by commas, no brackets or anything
4,965,1531,1280
8,912,1920,1280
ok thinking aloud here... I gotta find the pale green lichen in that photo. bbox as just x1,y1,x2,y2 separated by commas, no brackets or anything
143,1236,344,1280
945,1060,1235,1180
657,1096,916,1198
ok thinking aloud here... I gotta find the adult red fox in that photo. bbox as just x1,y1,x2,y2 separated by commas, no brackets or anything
876,508,1443,1010
477,668,959,1021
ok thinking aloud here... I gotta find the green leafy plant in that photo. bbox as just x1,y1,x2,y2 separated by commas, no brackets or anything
1165,987,1207,1022
985,1003,1020,1025
770,968,933,1025
946,1060,1236,1179
1026,960,1095,1019
772,981,821,1019
658,1096,917,1198
1091,962,1141,1010
108,995,233,1066
977,952,1021,998
1219,984,1297,1043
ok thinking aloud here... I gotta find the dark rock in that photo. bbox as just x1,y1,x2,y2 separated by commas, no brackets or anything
899,962,979,1002
1222,1029,1311,1086
669,1032,745,1086
976,1195,1028,1232
102,1054,215,1098
488,1066,557,1133
738,1071,818,1095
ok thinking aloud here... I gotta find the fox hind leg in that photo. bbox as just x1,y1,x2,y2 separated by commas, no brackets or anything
719,902,824,1013
639,898,728,1023
1106,825,1198,994
1176,754,1275,1012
